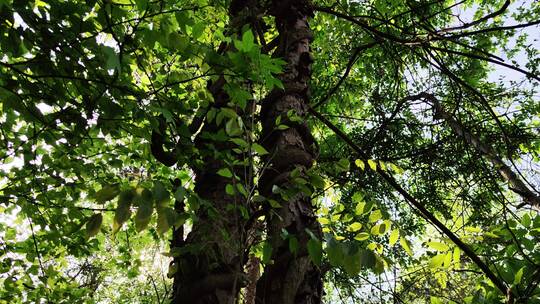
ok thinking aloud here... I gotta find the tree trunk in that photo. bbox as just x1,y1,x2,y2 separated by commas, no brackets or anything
170,83,248,304
244,255,261,304
171,2,257,303
256,0,323,303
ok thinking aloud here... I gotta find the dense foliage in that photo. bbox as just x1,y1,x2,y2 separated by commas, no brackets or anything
1,0,539,303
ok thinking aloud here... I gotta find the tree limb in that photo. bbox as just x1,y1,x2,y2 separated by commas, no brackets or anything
308,105,512,298
428,94,540,211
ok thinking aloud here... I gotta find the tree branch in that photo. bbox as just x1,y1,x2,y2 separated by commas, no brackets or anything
427,45,540,82
427,94,540,210
439,0,511,32
312,41,379,109
308,105,512,297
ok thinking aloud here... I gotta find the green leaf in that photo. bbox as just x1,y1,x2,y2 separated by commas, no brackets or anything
464,226,481,233
368,209,382,223
355,159,365,170
453,247,461,268
225,118,242,136
95,184,120,204
134,196,153,232
318,217,330,225
230,137,248,148
113,190,134,233
101,46,121,73
290,167,301,179
390,163,404,174
207,108,217,122
224,84,251,109
360,249,376,269
85,214,103,239
429,254,445,268
262,241,272,264
252,143,269,155
370,222,390,235
430,296,443,304
378,160,387,171
113,206,131,234
236,183,248,197
514,266,524,284
370,224,382,235
152,182,167,203
252,195,266,203
342,243,362,276
241,30,255,51
443,251,453,268
522,213,531,227
309,174,326,189
175,11,194,28
354,232,369,241
389,229,400,245
192,22,205,39
221,108,239,119
326,237,344,266
367,159,377,170
156,208,170,234
400,237,413,256
348,222,363,232
427,241,449,252
380,220,391,234
352,192,363,202
217,168,233,178
174,213,189,227
174,187,186,202
484,231,499,238
134,0,148,11
336,158,350,172
225,184,235,195
288,235,299,255
355,201,367,215
307,238,322,267
268,199,281,208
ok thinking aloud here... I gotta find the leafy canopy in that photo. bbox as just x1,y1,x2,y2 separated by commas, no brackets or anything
1,0,540,303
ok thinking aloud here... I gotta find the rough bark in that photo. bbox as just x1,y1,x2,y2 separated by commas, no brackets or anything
244,255,261,304
170,2,258,303
432,98,540,211
256,0,323,303
170,86,248,304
